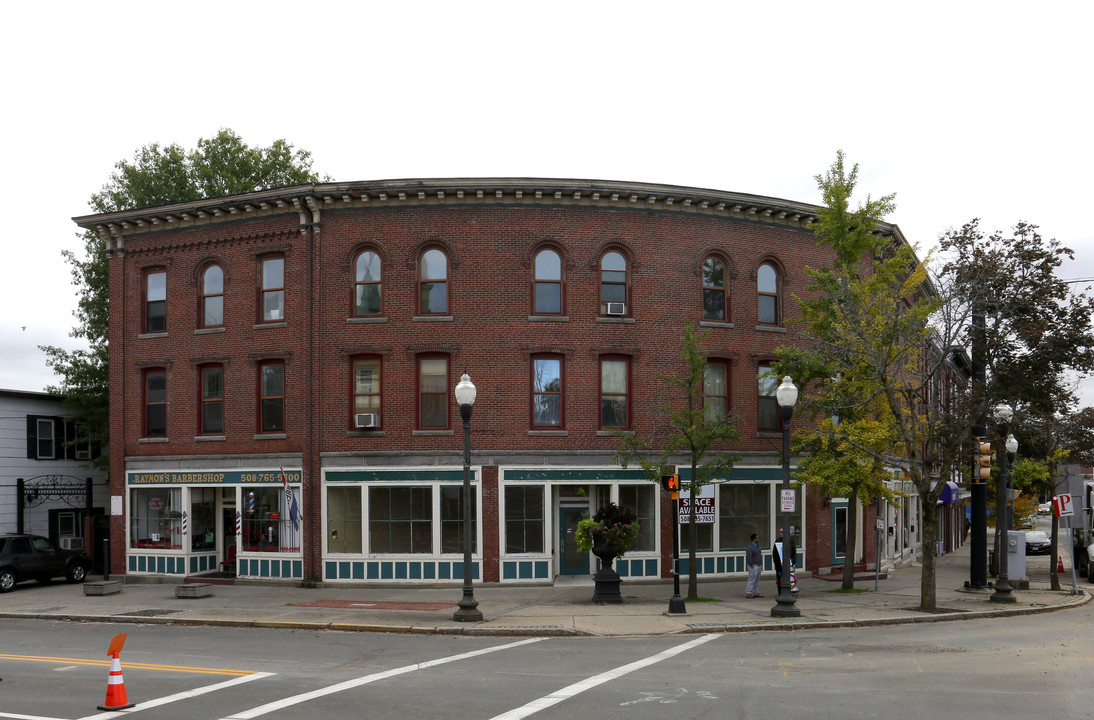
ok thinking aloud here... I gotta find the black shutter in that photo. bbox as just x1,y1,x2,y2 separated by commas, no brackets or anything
26,415,38,459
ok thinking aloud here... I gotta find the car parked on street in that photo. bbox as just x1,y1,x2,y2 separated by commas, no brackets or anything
1025,530,1053,555
1038,502,1053,515
0,533,90,592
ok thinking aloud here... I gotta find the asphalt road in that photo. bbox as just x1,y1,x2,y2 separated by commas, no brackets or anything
2,602,1092,720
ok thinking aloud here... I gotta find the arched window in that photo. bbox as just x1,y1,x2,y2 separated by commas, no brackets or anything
533,249,563,315
419,249,448,315
600,251,628,316
200,265,224,328
703,256,727,321
354,251,382,316
757,262,779,325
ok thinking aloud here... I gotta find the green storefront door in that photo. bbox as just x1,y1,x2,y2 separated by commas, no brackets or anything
559,506,590,575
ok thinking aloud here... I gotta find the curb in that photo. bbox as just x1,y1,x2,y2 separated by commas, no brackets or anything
0,590,1086,637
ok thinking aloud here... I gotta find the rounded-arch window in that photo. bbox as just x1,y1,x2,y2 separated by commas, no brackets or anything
419,249,448,315
600,251,628,316
533,249,563,314
703,256,728,321
354,250,382,316
757,263,779,325
200,264,224,328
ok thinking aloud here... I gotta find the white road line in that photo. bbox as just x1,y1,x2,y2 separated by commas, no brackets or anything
0,712,65,720
78,671,275,720
488,633,723,720
221,637,545,720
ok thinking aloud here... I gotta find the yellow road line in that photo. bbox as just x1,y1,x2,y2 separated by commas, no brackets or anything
0,654,254,676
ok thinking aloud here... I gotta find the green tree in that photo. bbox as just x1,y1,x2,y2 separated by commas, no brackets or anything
41,129,324,466
613,320,741,601
780,152,973,610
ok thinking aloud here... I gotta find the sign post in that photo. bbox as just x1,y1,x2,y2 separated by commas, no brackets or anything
1054,494,1080,594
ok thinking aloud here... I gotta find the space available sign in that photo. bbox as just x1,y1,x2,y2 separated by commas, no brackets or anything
678,484,716,524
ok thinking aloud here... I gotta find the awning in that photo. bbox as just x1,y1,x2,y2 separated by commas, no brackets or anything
939,480,960,505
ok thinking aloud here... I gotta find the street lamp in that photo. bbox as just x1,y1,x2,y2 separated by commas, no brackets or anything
990,403,1017,603
452,373,483,622
771,376,801,618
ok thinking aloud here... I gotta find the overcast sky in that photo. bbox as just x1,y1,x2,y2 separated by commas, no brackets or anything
3,2,1092,402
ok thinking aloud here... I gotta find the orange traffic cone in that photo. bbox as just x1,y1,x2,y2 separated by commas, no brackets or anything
1057,555,1065,573
97,651,134,711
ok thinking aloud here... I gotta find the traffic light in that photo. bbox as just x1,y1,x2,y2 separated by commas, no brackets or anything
661,474,679,492
976,440,992,481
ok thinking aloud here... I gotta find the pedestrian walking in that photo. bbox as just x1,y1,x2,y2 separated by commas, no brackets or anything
745,533,764,598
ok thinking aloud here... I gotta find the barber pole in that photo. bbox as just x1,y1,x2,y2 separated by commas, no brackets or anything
181,511,188,536
235,511,241,537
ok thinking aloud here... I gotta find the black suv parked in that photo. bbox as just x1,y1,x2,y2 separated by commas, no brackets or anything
0,533,90,592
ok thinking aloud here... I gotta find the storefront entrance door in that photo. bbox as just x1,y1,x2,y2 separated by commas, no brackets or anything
832,502,848,566
559,506,590,575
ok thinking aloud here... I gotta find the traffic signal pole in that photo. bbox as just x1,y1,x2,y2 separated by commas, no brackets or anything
662,475,686,614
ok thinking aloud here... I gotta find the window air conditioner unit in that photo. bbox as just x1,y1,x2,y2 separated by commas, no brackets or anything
76,449,91,460
606,302,626,316
355,413,380,429
60,537,84,551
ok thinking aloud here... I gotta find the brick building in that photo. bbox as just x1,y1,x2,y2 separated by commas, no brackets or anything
74,178,913,586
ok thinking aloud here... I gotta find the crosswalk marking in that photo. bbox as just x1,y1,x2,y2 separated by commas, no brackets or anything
221,638,545,720
488,634,723,720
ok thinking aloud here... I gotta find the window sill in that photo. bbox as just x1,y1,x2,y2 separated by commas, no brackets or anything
138,437,169,443
413,429,454,436
528,315,570,322
595,316,636,324
755,325,787,334
254,322,288,330
195,327,226,335
597,429,633,437
756,431,784,439
347,430,387,438
254,433,287,440
347,317,388,324
528,430,568,436
412,316,453,322
194,435,226,442
138,332,168,340
699,321,735,329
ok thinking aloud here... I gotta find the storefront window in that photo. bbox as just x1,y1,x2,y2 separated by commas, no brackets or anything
504,486,544,553
191,487,217,551
241,486,301,552
130,488,182,549
440,485,477,554
369,486,432,553
718,484,770,551
327,487,362,553
618,485,656,551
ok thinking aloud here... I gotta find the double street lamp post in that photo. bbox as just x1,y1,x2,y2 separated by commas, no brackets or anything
771,376,801,618
990,403,1018,604
452,373,483,622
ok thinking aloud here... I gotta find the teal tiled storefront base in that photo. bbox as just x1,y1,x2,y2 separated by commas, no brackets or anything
128,553,187,574
501,560,551,580
239,558,303,579
324,559,480,582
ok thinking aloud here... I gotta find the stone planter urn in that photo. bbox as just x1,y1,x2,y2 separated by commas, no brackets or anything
591,533,623,604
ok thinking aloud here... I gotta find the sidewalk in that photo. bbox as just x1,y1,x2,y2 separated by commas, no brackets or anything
1,547,1087,637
